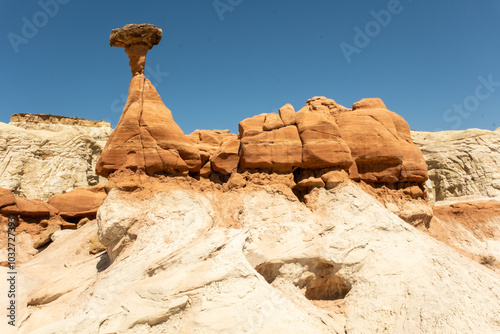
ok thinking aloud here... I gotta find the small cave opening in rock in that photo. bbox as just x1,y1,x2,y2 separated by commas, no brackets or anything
304,271,351,301
255,260,351,301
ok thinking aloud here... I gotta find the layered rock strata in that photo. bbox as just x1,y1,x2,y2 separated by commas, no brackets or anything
96,24,201,178
412,128,500,203
0,121,108,200
9,113,111,148
236,97,427,188
8,179,500,334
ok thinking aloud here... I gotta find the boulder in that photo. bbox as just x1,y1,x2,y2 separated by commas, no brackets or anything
412,128,500,203
263,113,285,131
96,75,201,177
34,224,61,248
295,177,325,189
0,122,108,201
297,96,349,119
352,97,387,110
199,161,212,177
0,188,16,208
47,185,107,219
0,197,58,217
279,103,296,126
210,139,240,175
321,170,349,189
188,129,238,171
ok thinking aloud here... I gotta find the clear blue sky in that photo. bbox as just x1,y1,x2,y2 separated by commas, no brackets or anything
1,0,499,134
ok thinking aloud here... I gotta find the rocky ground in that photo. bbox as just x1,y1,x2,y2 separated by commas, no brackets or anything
1,175,499,333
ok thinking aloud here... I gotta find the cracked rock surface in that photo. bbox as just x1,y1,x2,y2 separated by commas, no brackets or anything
412,128,500,203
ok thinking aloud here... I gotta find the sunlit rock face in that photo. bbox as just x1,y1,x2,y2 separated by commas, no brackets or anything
412,128,500,203
12,180,500,334
0,119,109,201
96,24,201,178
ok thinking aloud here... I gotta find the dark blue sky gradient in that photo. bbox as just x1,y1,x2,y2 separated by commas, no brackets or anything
1,0,499,134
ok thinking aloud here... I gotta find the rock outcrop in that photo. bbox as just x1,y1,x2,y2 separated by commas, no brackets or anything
10,114,111,149
8,180,500,333
0,190,58,217
47,185,107,220
96,24,201,178
296,111,352,170
0,122,109,201
234,97,430,225
239,114,302,172
237,97,427,187
187,129,238,176
412,128,500,203
338,98,428,184
10,113,110,127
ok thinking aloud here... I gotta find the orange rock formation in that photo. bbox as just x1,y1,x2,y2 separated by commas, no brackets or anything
96,24,201,178
96,25,427,195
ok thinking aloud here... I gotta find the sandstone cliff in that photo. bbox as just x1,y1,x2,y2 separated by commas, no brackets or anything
10,113,111,148
0,120,110,201
412,128,500,203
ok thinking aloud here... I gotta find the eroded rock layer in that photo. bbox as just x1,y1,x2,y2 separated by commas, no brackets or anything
412,128,500,203
236,97,428,193
2,22,499,334
96,24,201,178
8,180,500,334
95,75,201,177
0,122,109,200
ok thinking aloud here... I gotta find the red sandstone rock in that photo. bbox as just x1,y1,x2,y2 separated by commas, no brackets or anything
96,24,201,178
295,177,325,189
239,116,302,172
96,75,201,177
279,104,296,126
211,139,240,175
0,197,58,217
199,161,212,177
0,188,16,208
110,24,162,76
338,98,428,184
297,96,349,120
188,129,239,176
321,170,349,189
295,112,353,170
263,113,285,131
47,185,107,219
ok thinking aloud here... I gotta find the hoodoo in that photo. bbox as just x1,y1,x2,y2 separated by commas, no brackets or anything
96,24,201,178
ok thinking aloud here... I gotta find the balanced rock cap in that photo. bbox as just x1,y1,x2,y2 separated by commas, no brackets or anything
110,23,162,48
110,24,162,76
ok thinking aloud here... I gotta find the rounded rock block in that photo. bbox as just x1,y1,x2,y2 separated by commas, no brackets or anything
238,117,302,172
295,112,353,170
338,100,428,184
